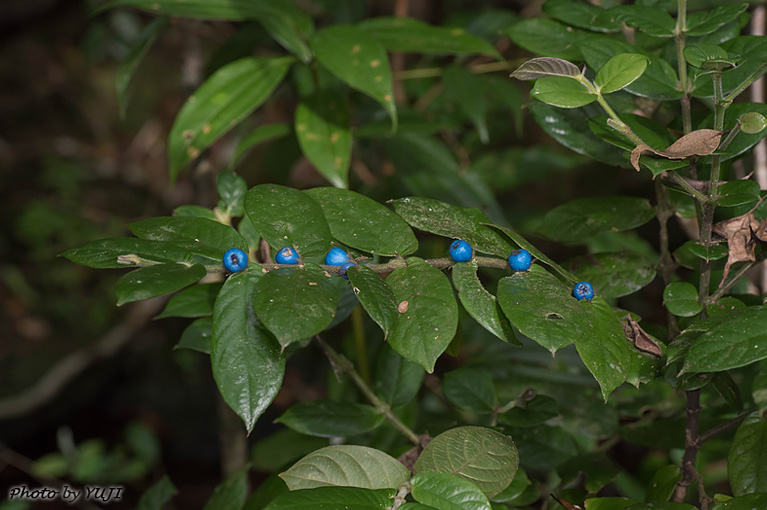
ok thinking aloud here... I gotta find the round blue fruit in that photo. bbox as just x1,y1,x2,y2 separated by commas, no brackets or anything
275,246,299,265
325,247,350,266
449,239,473,263
508,249,532,271
573,281,595,301
339,261,356,280
223,248,248,273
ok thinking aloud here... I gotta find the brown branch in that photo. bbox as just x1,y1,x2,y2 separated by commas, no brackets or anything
673,389,702,503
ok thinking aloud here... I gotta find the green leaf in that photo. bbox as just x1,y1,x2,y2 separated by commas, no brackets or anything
443,66,490,143
568,252,656,299
136,475,177,510
116,264,206,306
485,224,578,284
510,57,582,81
358,17,501,58
713,372,743,412
506,425,578,472
679,306,767,373
238,214,261,251
602,6,675,37
295,90,352,189
389,197,511,258
174,205,218,220
754,362,767,410
584,498,637,510
558,453,619,493
499,395,559,428
156,282,222,319
346,265,396,338
129,216,248,264
212,271,285,433
217,171,248,216
251,430,327,473
414,426,518,499
279,445,410,490
536,197,657,244
685,4,749,37
684,44,729,68
527,102,626,167
711,493,767,510
204,465,249,510
729,411,767,496
542,0,620,33
595,54,648,94
276,400,385,438
116,16,168,119
263,487,395,510
442,367,498,414
580,39,681,100
588,114,674,152
244,475,289,510
60,237,194,269
663,282,703,318
374,343,425,408
232,123,291,168
452,261,519,345
491,467,533,504
506,18,589,60
715,181,761,207
304,187,418,257
252,265,338,349
176,317,212,354
531,76,597,109
101,0,313,63
310,25,396,131
244,184,333,257
623,503,700,510
168,56,293,180
411,472,491,510
700,104,767,163
646,465,683,503
386,258,458,373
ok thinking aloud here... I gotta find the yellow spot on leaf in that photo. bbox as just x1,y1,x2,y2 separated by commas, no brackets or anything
334,156,342,169
450,28,464,36
297,124,306,132
309,282,318,286
370,60,380,68
202,124,211,134
187,147,200,158
375,76,383,82
182,130,195,140
352,45,361,53
330,132,339,143
384,94,392,102
306,133,320,141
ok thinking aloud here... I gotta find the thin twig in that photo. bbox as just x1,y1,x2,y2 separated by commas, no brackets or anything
700,413,751,444
673,389,701,503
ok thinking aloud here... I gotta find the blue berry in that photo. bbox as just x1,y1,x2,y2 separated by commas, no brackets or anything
339,261,356,280
449,239,473,263
508,249,532,272
573,281,595,301
223,248,248,273
325,247,350,266
275,246,299,265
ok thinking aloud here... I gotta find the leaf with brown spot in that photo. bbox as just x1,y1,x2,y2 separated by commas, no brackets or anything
621,315,662,358
630,129,725,171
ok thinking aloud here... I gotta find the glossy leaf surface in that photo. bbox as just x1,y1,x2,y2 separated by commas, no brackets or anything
116,264,206,305
264,487,395,510
411,472,491,510
276,400,385,438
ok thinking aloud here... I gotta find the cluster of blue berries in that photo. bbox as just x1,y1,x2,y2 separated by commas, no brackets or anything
448,239,594,301
223,240,594,299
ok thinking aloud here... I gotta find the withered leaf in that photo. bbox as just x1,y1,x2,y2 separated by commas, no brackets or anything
630,129,725,172
621,315,663,357
712,211,766,282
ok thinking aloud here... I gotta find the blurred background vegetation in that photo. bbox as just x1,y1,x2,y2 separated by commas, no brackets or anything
1,0,756,508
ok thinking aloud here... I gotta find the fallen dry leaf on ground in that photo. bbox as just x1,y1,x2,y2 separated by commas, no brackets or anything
631,129,725,171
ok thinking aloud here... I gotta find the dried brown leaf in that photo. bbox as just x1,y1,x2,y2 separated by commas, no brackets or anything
712,212,762,282
621,316,663,357
630,129,725,171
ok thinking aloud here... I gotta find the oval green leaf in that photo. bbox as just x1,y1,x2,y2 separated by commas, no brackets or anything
304,187,418,257
414,426,518,498
711,493,767,510
390,197,511,257
116,16,168,119
279,445,410,490
595,53,648,94
374,343,425,408
452,260,519,344
244,184,333,257
217,171,247,216
168,56,293,180
60,237,194,269
386,258,458,373
663,282,703,318
506,18,589,60
116,263,206,306
176,317,212,354
204,465,249,510
442,367,498,414
232,123,291,168
531,76,597,109
411,472,491,510
310,25,396,130
212,270,285,433
252,265,338,349
295,90,352,189
346,264,397,338
156,282,222,319
602,5,675,37
568,252,656,299
129,216,248,264
536,197,657,244
543,0,621,33
276,400,385,438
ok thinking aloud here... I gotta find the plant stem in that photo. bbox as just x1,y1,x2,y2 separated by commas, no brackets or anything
315,336,421,446
700,412,751,444
673,389,702,503
665,173,710,204
723,62,767,103
351,306,370,384
707,252,767,304
675,0,691,134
